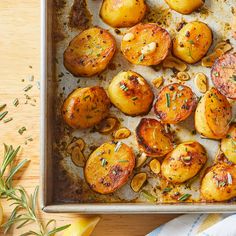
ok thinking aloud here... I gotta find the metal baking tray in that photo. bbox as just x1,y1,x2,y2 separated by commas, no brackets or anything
40,0,236,213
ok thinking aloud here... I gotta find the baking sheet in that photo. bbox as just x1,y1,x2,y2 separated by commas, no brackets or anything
51,0,236,204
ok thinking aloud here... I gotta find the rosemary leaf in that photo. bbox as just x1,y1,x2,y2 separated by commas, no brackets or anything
0,104,6,111
178,193,191,201
0,111,8,121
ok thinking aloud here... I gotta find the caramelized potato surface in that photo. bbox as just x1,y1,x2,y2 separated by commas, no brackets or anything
85,142,135,194
62,86,110,129
121,23,171,66
154,83,197,124
136,118,174,157
64,27,116,77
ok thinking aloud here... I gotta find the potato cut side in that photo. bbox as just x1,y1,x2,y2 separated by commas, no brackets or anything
136,118,174,157
154,83,197,124
211,52,236,100
201,163,236,202
221,123,236,164
161,142,207,183
85,142,135,194
121,23,171,66
64,27,116,77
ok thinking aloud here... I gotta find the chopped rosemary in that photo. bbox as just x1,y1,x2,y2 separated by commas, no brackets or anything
101,158,108,167
178,85,184,91
3,117,13,123
115,141,122,152
120,84,128,91
23,84,33,92
18,126,27,135
0,111,8,121
141,190,157,202
166,93,171,107
13,98,19,107
162,187,172,193
178,193,191,201
131,96,138,101
118,160,129,163
138,54,145,63
0,104,6,111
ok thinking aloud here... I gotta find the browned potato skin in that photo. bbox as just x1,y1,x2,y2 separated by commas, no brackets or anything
136,118,174,157
165,0,204,14
211,52,236,100
100,0,147,28
64,27,116,77
195,87,232,139
161,142,207,183
121,23,171,66
62,86,110,129
154,83,197,124
173,21,213,64
84,142,135,194
108,71,154,116
201,163,236,202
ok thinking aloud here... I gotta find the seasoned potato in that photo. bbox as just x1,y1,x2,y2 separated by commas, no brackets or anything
121,23,171,66
136,118,174,157
64,27,116,77
173,21,212,64
165,0,204,14
195,87,232,139
154,83,197,124
100,0,146,28
211,52,236,100
201,163,236,202
62,86,110,129
221,124,236,164
161,141,207,183
84,142,135,194
108,71,154,116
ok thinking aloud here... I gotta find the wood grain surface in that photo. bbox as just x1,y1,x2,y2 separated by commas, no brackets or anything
0,0,177,235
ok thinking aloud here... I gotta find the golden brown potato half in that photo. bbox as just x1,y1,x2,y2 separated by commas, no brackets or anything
161,141,207,183
154,83,197,124
84,142,135,194
121,23,171,66
221,123,236,164
62,86,110,129
108,71,154,116
136,118,174,157
100,0,147,28
201,163,236,202
64,27,116,77
211,52,236,100
165,0,204,14
195,87,232,139
173,21,212,64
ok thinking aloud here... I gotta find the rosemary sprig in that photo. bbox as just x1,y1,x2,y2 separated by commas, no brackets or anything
0,144,70,235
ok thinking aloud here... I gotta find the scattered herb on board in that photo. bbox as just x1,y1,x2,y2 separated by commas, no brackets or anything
13,98,19,107
0,104,6,111
3,117,13,123
0,111,8,121
166,93,171,107
0,144,70,235
141,190,157,202
23,84,33,92
18,126,27,135
178,193,191,201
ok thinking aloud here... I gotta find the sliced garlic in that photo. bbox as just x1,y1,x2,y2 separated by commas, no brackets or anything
152,77,164,88
201,49,223,67
194,73,208,93
149,159,161,174
123,32,135,42
141,42,157,55
214,41,232,53
131,172,147,192
135,153,148,168
71,146,85,167
113,127,131,139
67,138,85,154
177,71,190,81
163,55,187,72
95,117,119,134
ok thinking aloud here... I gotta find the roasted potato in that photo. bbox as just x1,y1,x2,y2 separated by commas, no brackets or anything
84,142,135,194
108,71,154,116
100,0,147,28
136,118,174,157
221,123,236,164
161,141,207,183
64,27,116,77
165,0,204,14
154,83,197,124
211,52,236,100
62,86,110,129
201,163,236,202
195,87,232,139
173,21,212,64
121,23,171,66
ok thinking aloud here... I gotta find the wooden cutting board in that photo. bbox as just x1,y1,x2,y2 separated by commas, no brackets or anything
0,0,176,235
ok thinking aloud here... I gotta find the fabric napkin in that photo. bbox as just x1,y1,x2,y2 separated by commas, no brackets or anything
147,214,236,236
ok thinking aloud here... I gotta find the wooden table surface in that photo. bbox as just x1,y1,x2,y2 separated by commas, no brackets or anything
0,1,177,235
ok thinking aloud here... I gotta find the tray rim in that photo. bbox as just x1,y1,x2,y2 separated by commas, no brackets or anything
40,0,236,213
